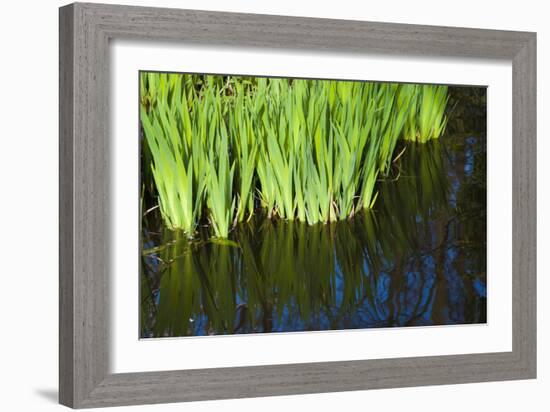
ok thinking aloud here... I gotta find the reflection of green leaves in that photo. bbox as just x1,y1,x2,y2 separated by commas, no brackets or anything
371,140,450,262
142,134,487,337
144,212,419,337
209,238,240,248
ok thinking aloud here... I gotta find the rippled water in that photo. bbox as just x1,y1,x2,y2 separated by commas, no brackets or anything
139,87,487,338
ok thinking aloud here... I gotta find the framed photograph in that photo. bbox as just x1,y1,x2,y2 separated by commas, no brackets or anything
59,2,536,408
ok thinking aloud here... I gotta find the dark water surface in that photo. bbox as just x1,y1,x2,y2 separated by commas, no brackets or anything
140,87,487,338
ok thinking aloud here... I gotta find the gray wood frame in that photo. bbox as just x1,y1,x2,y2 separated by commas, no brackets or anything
59,2,536,408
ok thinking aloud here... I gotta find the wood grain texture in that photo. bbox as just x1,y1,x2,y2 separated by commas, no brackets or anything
512,35,537,374
59,4,74,406
59,2,537,408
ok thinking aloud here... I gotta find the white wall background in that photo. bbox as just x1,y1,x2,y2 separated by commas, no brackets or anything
0,0,546,411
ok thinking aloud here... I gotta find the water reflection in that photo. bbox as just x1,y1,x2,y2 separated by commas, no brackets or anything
140,132,487,338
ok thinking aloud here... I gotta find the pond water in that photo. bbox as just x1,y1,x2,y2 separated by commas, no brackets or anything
140,87,487,338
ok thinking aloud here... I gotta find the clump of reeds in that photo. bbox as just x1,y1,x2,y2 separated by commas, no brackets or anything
400,84,449,143
140,73,448,238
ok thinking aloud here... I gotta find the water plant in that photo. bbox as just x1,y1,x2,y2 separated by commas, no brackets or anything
401,84,449,143
139,74,206,235
205,110,236,238
230,82,258,223
140,72,449,238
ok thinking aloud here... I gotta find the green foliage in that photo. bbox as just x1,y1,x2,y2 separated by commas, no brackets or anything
401,84,449,143
139,74,205,235
140,73,449,238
